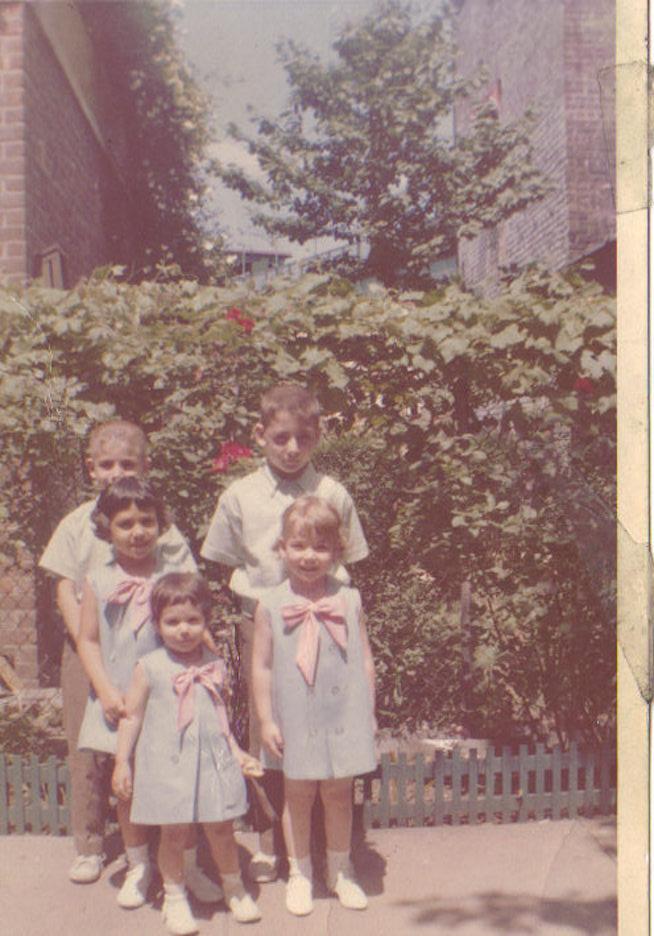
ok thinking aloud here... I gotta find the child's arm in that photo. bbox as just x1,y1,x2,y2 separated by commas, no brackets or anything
76,580,126,726
55,578,82,641
359,609,377,728
251,603,284,759
112,662,149,801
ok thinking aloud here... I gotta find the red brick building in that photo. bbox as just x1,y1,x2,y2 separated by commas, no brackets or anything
0,1,135,289
0,2,153,687
455,0,615,292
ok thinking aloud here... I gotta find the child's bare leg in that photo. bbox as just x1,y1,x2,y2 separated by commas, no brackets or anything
203,820,240,877
159,824,190,884
282,778,317,915
115,799,152,909
181,825,222,902
204,822,261,923
283,778,317,859
116,798,149,849
320,778,367,910
320,777,353,852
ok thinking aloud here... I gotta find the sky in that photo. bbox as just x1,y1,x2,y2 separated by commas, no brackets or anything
177,0,378,257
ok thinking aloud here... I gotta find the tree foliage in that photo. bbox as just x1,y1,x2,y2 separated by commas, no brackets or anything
217,0,549,286
0,266,614,745
79,1,223,281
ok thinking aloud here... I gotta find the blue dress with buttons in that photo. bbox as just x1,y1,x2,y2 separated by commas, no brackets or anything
77,549,195,756
130,646,247,825
260,578,377,780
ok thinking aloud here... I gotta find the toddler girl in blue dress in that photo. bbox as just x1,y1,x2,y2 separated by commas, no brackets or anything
252,495,377,917
113,572,262,933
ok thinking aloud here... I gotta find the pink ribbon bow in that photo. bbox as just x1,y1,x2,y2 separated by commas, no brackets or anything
106,578,154,634
173,660,231,735
281,595,347,686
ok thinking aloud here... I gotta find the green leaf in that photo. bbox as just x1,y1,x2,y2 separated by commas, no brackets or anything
490,323,523,349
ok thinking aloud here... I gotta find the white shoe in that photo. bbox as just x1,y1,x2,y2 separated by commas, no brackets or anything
227,892,262,923
285,873,313,916
162,894,199,935
117,862,152,909
249,851,278,883
332,870,368,910
69,853,103,884
185,864,223,902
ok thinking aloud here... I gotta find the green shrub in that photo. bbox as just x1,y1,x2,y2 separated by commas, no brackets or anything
0,267,615,744
0,699,65,758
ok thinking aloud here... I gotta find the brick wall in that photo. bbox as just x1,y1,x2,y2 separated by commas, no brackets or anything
0,3,27,285
0,3,133,288
563,0,616,257
23,5,129,287
455,0,615,292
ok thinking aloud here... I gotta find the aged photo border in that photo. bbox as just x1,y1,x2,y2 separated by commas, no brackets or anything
616,0,649,931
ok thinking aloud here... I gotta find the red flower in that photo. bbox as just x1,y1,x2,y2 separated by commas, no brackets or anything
573,376,594,396
226,307,255,333
211,441,254,473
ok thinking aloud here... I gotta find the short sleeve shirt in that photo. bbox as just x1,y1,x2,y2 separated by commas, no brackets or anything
39,498,196,597
200,462,368,606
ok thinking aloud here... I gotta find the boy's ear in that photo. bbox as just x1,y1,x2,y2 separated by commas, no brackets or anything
253,423,266,448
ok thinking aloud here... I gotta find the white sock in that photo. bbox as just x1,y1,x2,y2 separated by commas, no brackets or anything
125,844,149,868
326,849,350,885
288,855,312,880
163,881,187,899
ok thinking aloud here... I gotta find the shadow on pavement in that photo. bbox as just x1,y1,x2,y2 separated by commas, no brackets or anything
394,891,617,933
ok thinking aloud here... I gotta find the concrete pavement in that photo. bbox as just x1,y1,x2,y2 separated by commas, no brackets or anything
1,818,616,935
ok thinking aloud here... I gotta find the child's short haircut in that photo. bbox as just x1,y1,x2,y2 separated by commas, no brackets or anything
278,495,345,557
88,420,147,459
92,477,168,541
260,383,321,430
150,572,213,626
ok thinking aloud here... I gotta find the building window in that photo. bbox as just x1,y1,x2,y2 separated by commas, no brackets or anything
36,246,67,288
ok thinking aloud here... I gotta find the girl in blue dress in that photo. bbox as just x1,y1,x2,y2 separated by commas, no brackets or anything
113,572,262,934
77,477,202,911
252,495,377,917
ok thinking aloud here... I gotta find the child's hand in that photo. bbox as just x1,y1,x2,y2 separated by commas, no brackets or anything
239,753,265,778
99,687,126,726
260,720,284,759
226,736,265,777
112,761,133,801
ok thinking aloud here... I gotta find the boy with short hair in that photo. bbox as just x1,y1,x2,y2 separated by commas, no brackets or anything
40,420,217,900
201,383,369,881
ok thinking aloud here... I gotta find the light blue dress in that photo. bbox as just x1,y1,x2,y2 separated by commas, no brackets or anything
77,549,194,755
130,646,248,825
260,578,377,780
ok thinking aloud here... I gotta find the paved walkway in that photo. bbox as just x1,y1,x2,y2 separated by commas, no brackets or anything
1,818,616,935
